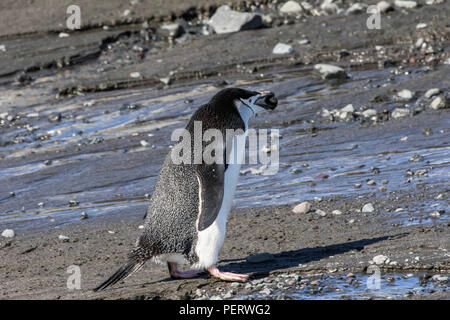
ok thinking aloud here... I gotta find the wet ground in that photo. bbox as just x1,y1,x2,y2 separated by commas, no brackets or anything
0,0,449,299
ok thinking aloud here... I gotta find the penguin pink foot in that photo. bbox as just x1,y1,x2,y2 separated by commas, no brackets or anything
168,262,204,279
207,266,249,282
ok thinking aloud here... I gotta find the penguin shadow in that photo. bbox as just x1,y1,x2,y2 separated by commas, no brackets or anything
218,234,405,279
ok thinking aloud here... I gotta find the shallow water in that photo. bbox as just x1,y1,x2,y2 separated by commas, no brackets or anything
0,63,449,231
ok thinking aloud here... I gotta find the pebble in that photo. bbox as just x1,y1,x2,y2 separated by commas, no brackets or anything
362,203,375,213
2,229,15,238
394,0,418,8
367,179,376,186
130,72,141,78
416,23,427,29
346,3,365,15
58,32,69,38
246,252,274,263
314,64,347,80
424,88,441,99
377,1,395,13
314,209,327,217
0,44,5,52
391,108,411,118
279,1,303,14
361,109,377,117
272,43,294,54
80,212,88,220
160,77,172,85
58,235,70,242
209,5,263,34
332,210,342,215
292,201,311,214
432,275,449,282
354,183,362,188
382,179,389,184
140,140,149,147
372,254,389,265
298,39,310,45
157,23,184,38
68,200,79,207
396,89,415,101
429,95,449,110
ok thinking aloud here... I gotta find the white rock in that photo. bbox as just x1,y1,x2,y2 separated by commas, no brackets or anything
160,77,172,85
2,229,15,238
272,43,294,54
293,201,311,214
315,209,327,217
426,0,445,4
391,108,411,118
396,89,415,100
429,95,449,110
340,104,355,113
394,0,418,8
332,210,342,215
58,235,70,241
321,0,340,14
432,275,449,282
298,39,310,45
362,203,375,212
314,64,347,80
372,254,389,265
346,3,365,15
123,9,131,16
158,23,183,38
140,140,149,147
0,44,6,52
209,5,263,34
444,58,450,65
301,1,314,10
280,1,303,14
424,88,441,99
362,109,377,117
377,1,395,13
58,32,69,38
130,72,141,78
416,23,427,29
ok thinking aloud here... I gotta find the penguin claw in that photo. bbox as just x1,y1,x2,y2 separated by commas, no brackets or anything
207,266,249,282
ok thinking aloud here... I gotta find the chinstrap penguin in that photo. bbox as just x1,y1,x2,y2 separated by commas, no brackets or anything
93,88,278,291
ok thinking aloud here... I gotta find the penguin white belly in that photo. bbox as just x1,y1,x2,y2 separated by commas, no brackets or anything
194,132,247,269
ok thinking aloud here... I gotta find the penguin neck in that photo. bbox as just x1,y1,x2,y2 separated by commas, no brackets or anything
236,101,254,129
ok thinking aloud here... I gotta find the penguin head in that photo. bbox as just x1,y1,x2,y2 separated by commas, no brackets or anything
210,88,278,116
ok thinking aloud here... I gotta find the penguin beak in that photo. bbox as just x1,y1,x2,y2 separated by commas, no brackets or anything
255,92,278,110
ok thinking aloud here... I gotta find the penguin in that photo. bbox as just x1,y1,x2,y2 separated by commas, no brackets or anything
93,88,278,291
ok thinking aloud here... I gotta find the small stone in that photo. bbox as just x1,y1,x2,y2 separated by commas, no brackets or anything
272,43,294,55
348,219,355,224
430,211,441,217
157,23,184,38
396,89,415,101
160,77,172,85
58,32,69,38
394,0,418,8
346,3,365,15
246,253,275,263
377,1,395,13
0,44,5,52
424,88,441,99
260,288,271,295
293,201,311,214
378,187,387,192
314,64,347,80
332,210,342,215
58,235,70,242
314,209,327,217
279,1,303,14
416,23,427,29
391,108,411,118
354,183,362,188
298,39,310,45
362,203,375,213
2,229,15,238
429,95,449,110
38,202,45,207
80,212,88,220
68,200,79,207
372,255,389,265
432,275,449,282
362,109,377,117
367,179,376,186
130,72,141,78
140,140,149,147
209,5,263,34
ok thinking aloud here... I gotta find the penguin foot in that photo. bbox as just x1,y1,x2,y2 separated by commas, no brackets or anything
207,266,249,282
168,262,204,279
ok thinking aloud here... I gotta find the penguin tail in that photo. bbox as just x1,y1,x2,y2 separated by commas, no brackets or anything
93,248,147,292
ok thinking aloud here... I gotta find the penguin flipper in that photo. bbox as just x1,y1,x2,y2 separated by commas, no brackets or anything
195,163,225,231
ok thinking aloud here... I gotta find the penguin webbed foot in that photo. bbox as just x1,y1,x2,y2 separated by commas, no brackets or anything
207,266,249,283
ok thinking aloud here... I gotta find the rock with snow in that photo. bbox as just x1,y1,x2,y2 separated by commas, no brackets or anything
272,43,294,54
394,0,418,8
280,1,304,14
2,229,15,238
396,89,415,101
293,201,311,214
314,64,347,80
209,5,263,34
